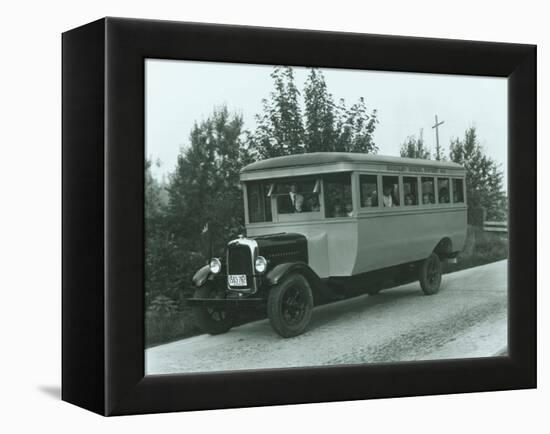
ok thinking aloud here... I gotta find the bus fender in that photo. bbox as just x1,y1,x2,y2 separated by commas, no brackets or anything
192,264,211,287
434,237,453,259
266,262,322,291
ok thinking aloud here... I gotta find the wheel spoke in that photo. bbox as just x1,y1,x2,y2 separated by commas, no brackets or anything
281,286,308,325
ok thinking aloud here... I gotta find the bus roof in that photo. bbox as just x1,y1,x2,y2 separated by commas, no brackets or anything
240,152,464,181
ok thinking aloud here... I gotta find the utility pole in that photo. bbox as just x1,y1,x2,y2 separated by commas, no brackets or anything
432,115,444,160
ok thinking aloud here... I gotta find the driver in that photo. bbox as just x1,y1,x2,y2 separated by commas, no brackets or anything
288,183,304,213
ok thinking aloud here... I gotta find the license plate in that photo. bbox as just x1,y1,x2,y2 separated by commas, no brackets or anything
228,274,247,286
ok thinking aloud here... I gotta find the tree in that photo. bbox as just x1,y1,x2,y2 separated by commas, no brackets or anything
166,105,249,257
334,97,379,153
434,143,447,161
145,159,164,226
144,106,251,347
400,129,431,159
147,105,249,306
303,68,337,152
249,66,304,158
249,66,378,157
145,159,175,305
449,127,507,221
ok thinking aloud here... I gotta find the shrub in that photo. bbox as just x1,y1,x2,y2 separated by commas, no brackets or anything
444,225,508,273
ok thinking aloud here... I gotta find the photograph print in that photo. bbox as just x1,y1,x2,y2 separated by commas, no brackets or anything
144,60,508,375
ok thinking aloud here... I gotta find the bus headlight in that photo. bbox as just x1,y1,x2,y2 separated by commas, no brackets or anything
209,258,222,274
255,256,267,274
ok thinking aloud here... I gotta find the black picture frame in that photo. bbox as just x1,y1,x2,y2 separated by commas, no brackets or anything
62,17,536,416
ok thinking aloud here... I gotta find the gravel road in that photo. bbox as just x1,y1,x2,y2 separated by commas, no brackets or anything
146,260,508,375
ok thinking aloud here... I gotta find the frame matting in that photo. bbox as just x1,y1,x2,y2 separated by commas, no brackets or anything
62,17,536,416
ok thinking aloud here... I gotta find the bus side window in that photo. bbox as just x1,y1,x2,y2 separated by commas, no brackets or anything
421,177,435,204
360,175,379,207
452,178,465,203
324,173,353,217
274,177,319,214
382,176,399,207
437,178,450,203
403,177,419,205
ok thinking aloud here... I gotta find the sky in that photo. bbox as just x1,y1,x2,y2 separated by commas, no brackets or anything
145,59,507,188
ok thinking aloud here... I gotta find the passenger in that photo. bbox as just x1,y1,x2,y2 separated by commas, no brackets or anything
405,194,415,206
345,203,353,217
422,193,431,204
364,190,378,207
382,185,394,207
370,190,378,206
308,196,320,212
294,193,304,212
283,183,303,213
439,187,450,203
333,202,346,217
364,196,373,207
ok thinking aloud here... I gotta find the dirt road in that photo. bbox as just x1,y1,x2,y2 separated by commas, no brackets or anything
146,260,507,374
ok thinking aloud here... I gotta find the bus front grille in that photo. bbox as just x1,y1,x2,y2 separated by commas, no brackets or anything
227,244,253,290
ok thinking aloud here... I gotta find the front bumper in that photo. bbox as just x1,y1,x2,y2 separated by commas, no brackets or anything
185,297,265,308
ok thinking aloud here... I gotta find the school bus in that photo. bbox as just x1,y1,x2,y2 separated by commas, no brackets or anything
189,152,467,337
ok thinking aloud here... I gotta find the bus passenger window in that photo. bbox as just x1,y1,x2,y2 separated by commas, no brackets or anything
421,177,435,204
324,173,353,217
438,178,450,203
452,178,465,203
382,176,399,207
360,175,379,207
274,178,319,214
403,177,418,205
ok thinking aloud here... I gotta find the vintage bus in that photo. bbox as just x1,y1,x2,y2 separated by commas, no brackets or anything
189,152,467,338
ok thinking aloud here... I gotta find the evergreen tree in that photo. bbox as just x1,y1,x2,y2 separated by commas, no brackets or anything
449,127,507,221
145,159,164,226
145,159,176,305
166,106,248,261
400,129,431,159
435,143,447,161
145,106,250,343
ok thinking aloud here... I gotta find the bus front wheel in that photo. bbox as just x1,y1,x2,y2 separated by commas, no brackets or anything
268,273,313,338
419,253,442,295
192,285,236,335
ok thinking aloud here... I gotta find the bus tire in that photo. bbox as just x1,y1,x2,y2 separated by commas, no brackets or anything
192,285,235,335
419,253,442,295
267,273,313,338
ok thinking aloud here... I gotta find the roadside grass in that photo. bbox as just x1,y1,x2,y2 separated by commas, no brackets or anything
145,225,508,348
146,305,265,349
145,308,195,349
443,225,508,274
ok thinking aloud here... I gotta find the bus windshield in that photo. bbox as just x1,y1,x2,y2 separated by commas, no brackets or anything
247,181,273,223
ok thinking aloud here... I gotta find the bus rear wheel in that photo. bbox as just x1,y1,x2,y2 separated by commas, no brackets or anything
268,273,313,338
419,253,442,295
192,285,235,335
